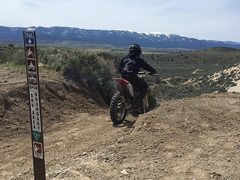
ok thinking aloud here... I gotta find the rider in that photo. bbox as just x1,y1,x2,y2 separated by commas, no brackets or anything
119,44,157,108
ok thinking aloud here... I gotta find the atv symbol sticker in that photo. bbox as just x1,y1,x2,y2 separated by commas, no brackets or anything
33,141,43,159
27,60,36,71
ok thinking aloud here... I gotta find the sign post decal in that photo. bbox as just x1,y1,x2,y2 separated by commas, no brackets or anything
24,31,46,180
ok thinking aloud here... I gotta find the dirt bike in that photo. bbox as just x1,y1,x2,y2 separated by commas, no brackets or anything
110,72,156,124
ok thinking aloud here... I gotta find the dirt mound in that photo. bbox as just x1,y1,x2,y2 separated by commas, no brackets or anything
102,93,240,179
0,66,106,138
1,66,240,179
32,93,239,180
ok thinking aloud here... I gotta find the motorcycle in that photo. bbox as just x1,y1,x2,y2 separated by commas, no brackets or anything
110,72,156,124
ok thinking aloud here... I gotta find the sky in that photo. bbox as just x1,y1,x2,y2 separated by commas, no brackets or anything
1,0,240,42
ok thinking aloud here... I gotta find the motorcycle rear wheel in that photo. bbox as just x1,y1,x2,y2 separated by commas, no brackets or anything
110,92,127,124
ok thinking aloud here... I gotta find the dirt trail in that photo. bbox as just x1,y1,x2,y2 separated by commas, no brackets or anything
0,112,136,180
1,66,240,180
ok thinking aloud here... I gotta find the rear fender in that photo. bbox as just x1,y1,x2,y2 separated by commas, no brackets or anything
115,78,134,97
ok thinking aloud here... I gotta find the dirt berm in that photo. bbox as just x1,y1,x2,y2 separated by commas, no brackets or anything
0,66,240,180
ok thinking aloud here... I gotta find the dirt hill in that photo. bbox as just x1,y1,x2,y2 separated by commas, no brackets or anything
0,66,106,137
1,66,240,180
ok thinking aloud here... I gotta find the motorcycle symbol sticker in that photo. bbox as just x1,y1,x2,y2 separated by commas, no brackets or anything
33,141,43,159
26,46,35,58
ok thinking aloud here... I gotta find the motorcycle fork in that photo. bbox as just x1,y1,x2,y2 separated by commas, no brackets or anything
143,95,149,109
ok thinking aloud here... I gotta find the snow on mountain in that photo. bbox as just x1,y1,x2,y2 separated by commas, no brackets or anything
0,26,240,49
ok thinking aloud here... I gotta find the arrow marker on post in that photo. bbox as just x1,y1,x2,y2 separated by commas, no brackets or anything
28,39,32,45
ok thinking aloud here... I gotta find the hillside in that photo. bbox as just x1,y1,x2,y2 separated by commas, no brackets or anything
0,66,106,138
1,26,240,49
1,65,240,179
205,64,240,93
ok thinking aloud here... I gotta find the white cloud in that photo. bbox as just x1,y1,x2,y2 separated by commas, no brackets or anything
0,0,239,41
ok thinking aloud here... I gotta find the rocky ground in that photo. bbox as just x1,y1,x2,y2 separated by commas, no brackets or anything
0,66,240,180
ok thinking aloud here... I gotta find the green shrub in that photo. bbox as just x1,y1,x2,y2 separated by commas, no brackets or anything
60,50,117,104
33,48,118,104
148,92,157,110
11,49,25,64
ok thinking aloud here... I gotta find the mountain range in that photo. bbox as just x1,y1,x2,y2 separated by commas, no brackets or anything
0,26,240,50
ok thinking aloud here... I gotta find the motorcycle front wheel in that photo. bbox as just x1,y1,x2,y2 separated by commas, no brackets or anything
110,92,127,124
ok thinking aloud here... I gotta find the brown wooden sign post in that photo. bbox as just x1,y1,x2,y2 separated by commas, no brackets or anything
23,31,46,180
